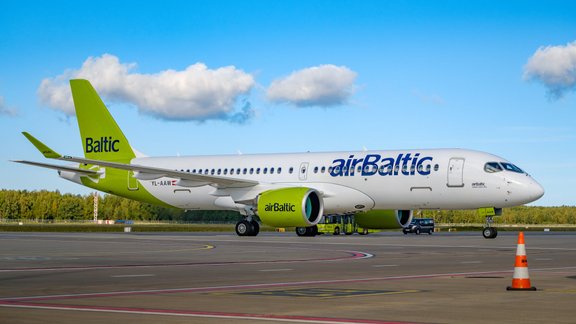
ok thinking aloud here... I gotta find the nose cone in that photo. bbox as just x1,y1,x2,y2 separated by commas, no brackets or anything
517,176,544,204
529,180,545,202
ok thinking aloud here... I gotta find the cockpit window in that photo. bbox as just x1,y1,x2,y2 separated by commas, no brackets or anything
484,162,503,173
501,162,524,174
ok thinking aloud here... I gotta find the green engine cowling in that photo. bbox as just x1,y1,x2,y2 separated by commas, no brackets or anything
355,210,413,229
257,187,323,227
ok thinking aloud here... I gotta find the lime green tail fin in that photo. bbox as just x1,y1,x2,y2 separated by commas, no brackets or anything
70,79,135,163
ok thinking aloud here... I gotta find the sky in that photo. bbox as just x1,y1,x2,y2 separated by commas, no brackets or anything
1,0,575,206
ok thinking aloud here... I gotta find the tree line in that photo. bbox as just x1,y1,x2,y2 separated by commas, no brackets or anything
0,189,574,224
0,190,240,222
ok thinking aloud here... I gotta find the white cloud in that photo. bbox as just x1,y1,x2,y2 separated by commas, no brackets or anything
0,96,17,117
523,41,576,99
266,65,357,107
38,54,255,121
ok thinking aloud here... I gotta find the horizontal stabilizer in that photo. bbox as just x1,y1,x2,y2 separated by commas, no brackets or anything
12,160,99,175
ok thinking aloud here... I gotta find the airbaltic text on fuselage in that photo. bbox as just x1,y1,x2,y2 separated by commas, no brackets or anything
85,137,120,153
329,153,433,177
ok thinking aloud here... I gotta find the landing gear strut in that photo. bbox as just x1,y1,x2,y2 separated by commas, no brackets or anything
235,218,260,236
482,216,498,239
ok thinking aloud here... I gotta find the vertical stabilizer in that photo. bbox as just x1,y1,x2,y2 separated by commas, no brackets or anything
70,79,135,163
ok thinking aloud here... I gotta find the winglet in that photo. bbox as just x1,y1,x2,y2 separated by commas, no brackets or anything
22,132,62,159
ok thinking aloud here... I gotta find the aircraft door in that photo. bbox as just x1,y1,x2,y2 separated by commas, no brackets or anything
447,158,465,187
299,162,309,181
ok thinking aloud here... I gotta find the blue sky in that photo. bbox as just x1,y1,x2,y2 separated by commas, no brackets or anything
1,1,575,206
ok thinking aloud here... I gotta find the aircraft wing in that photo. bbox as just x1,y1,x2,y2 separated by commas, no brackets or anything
19,132,258,189
12,160,100,176
59,155,258,188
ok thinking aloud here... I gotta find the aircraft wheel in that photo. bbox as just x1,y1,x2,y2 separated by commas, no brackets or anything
296,227,308,237
416,228,421,235
482,227,497,239
308,225,318,237
250,220,260,236
236,220,252,236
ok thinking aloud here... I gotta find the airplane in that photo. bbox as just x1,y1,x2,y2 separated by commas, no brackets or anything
14,79,544,239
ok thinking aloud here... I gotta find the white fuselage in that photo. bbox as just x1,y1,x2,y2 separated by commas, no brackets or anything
105,148,544,213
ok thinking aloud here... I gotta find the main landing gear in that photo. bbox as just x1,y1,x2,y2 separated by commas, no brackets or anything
295,225,318,237
235,218,260,236
482,216,498,239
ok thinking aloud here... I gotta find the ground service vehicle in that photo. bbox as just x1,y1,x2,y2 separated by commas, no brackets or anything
403,218,435,235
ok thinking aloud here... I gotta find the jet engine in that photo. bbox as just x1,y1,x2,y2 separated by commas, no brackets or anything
257,187,323,227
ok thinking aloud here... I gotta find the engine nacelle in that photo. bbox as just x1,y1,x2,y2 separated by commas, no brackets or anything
355,210,413,229
257,187,323,227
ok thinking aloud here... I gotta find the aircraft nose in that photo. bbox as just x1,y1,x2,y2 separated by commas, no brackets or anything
530,180,545,201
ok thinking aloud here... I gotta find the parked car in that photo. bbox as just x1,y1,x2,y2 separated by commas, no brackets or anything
402,218,434,235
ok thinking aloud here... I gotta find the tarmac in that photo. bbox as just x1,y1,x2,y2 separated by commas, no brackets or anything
1,230,576,323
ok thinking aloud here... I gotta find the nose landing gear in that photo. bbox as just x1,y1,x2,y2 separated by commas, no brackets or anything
482,216,498,239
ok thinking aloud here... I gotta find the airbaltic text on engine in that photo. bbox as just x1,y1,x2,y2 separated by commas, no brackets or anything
329,153,433,177
85,137,120,153
264,203,297,212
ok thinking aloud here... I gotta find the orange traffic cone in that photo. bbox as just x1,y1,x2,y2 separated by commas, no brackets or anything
507,232,536,291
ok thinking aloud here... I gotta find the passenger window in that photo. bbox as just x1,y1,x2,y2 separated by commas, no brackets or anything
243,168,247,175
224,169,228,175
230,169,234,175
256,168,260,174
278,167,282,174
250,168,254,175
321,166,326,173
270,167,274,174
484,162,503,173
217,169,221,175
263,168,268,174
237,168,241,174
433,164,439,172
211,169,215,175
314,166,318,173
289,167,294,174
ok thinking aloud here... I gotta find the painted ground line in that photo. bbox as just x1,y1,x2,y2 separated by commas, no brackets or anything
259,269,293,272
3,266,575,303
0,250,372,273
0,302,418,324
372,265,399,268
111,274,155,278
